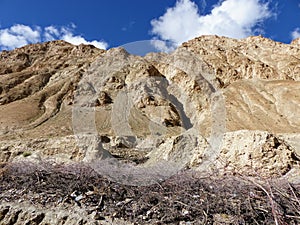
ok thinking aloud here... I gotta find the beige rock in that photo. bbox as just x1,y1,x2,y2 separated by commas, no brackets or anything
217,130,300,176
0,35,300,179
0,201,131,225
1,35,300,223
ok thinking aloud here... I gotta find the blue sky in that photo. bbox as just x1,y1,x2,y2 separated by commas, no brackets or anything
0,0,299,52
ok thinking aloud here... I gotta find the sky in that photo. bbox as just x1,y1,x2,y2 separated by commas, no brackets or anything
0,0,299,54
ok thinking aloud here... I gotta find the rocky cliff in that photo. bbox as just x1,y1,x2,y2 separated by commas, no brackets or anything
0,35,300,224
1,36,299,176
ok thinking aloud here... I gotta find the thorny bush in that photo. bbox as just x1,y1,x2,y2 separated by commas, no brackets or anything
0,161,300,224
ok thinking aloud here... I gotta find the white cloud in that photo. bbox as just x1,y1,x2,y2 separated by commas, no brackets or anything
151,0,273,50
291,28,300,40
0,24,108,50
44,26,60,41
151,0,200,45
0,24,41,50
59,27,108,49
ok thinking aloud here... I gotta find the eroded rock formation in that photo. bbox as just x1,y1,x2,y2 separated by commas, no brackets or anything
0,36,300,177
1,35,300,223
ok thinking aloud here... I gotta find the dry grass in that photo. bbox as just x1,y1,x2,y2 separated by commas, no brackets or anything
0,161,299,224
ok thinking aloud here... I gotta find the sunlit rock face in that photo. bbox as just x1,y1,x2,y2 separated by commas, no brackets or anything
0,35,300,179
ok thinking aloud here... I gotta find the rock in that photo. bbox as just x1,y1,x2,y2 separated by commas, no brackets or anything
213,213,238,224
1,34,300,225
291,37,300,46
145,128,208,169
78,134,112,162
145,129,300,177
0,35,300,180
181,35,300,85
218,130,300,176
97,91,112,105
0,201,130,225
111,136,137,148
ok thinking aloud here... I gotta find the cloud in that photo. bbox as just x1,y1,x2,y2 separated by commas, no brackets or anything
0,24,108,50
0,25,41,50
44,26,60,41
151,0,273,50
291,28,300,40
44,26,108,49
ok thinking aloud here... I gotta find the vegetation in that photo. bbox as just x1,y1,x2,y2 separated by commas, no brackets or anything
0,161,299,224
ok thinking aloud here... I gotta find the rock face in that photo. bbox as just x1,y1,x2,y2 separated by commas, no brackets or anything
0,36,300,178
1,35,300,224
182,35,300,85
0,41,104,139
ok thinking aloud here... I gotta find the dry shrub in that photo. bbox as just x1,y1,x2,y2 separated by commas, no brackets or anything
0,161,299,224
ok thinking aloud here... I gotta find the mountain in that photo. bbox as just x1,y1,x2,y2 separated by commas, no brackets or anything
0,36,300,224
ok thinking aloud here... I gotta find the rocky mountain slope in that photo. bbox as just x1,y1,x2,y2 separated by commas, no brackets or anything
0,35,299,176
0,35,300,224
